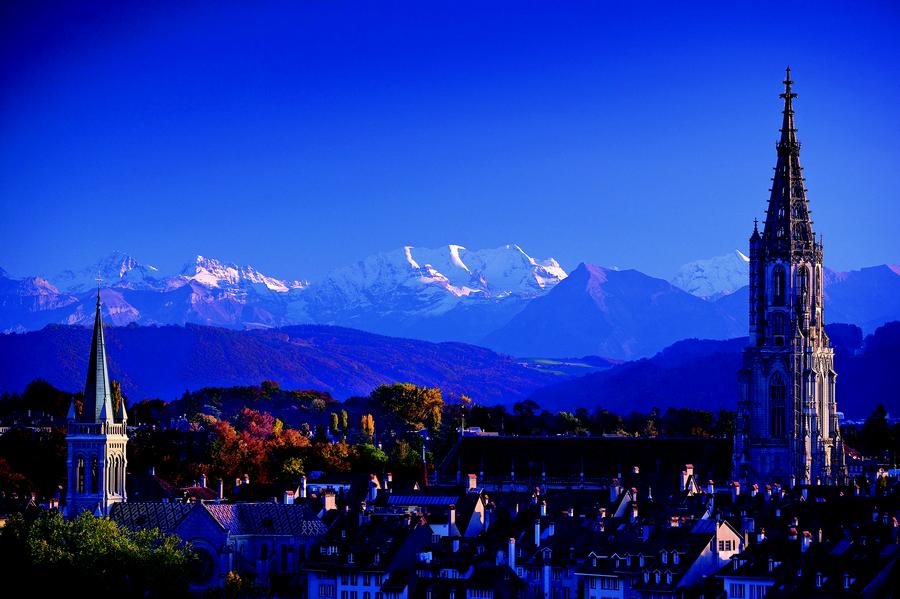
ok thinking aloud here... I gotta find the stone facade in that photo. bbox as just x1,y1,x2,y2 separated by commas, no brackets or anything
733,69,845,486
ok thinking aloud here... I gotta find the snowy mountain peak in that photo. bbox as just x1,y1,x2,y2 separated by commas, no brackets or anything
182,255,305,292
53,251,161,292
671,250,750,299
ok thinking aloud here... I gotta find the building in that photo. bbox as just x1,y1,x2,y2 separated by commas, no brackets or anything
733,69,846,486
111,500,327,591
64,292,128,516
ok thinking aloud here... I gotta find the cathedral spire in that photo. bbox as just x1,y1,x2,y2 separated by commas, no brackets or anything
84,290,114,423
763,67,814,255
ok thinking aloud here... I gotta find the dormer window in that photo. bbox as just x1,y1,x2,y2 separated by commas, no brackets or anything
666,572,672,585
655,572,660,584
592,557,597,568
816,573,823,588
661,551,667,565
673,552,679,565
348,552,354,564
639,555,645,567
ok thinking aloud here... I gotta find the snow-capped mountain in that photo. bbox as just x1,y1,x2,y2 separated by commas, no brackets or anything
312,243,565,304
671,250,750,299
52,251,163,292
176,255,307,293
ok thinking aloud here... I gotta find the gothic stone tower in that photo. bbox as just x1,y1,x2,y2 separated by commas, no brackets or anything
65,293,128,516
733,69,845,486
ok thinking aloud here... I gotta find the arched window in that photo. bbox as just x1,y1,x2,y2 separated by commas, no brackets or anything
91,457,99,494
772,312,786,339
798,267,810,304
770,373,786,438
773,266,786,306
113,457,120,495
77,457,85,494
814,266,821,303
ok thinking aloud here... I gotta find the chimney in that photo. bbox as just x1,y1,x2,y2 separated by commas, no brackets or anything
540,500,547,517
801,531,812,552
817,528,823,543
599,507,607,519
548,521,555,536
359,501,367,527
757,528,766,543
732,481,740,502
610,479,620,503
765,485,772,502
631,502,639,523
218,478,224,500
200,473,208,488
853,483,860,496
681,464,692,491
386,472,393,493
708,480,715,495
449,504,456,528
300,475,307,498
535,519,541,547
284,490,295,505
568,507,574,518
751,484,758,497
323,490,337,512
149,466,156,476
467,473,478,492
508,538,516,570
242,473,250,486
452,538,460,553
234,477,242,494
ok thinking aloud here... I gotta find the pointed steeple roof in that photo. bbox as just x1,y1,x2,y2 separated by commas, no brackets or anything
84,290,114,423
762,67,815,255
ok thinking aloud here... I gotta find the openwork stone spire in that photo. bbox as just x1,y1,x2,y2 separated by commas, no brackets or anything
83,290,114,423
762,67,815,256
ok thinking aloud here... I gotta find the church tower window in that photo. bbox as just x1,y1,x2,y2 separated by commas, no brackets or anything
91,457,99,494
77,457,85,494
770,374,786,438
773,266,786,306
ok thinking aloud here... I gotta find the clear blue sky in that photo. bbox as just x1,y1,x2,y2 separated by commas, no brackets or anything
1,1,898,281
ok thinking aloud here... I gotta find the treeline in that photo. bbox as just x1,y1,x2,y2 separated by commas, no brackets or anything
2,379,897,501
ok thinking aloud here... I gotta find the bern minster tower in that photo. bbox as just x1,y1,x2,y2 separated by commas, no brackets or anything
65,292,128,516
733,69,845,486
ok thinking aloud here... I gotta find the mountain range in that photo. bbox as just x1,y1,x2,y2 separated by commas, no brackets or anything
1,247,898,359
1,320,895,419
0,324,560,405
529,322,900,420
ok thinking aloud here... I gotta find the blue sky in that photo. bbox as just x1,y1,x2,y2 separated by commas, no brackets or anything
1,1,898,281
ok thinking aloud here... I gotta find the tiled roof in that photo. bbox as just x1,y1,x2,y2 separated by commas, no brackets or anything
387,495,459,506
204,503,327,536
109,502,193,534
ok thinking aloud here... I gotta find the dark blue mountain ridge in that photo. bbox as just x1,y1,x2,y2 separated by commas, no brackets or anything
481,263,745,359
528,321,900,420
0,323,560,405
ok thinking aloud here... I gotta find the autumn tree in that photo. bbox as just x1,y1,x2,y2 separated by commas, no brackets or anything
329,412,340,438
361,414,375,442
340,409,349,441
371,383,444,433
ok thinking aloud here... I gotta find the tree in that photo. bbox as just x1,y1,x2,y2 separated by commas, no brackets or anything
329,412,340,438
361,414,375,442
340,409,349,440
0,511,195,595
111,380,124,417
370,383,444,432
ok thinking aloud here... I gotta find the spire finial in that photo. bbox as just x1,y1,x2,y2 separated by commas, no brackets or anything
781,67,796,102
